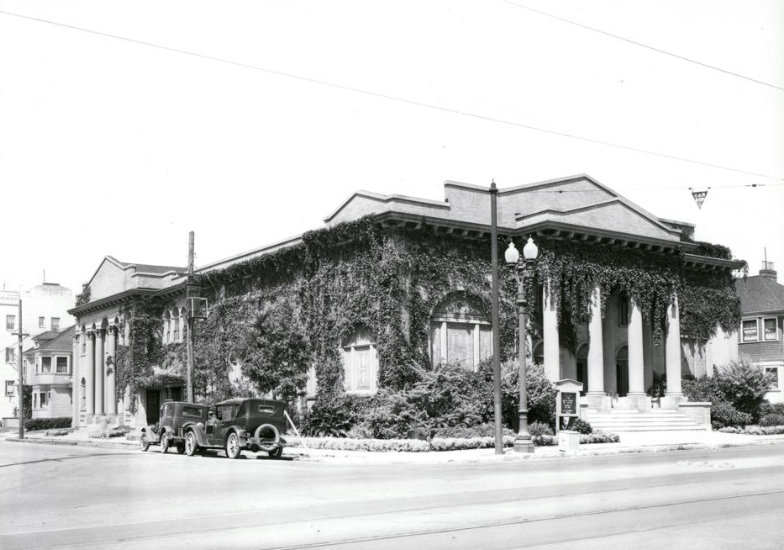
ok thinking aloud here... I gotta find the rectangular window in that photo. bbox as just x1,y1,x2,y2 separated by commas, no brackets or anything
56,356,68,374
742,319,759,342
40,391,47,409
766,368,779,390
5,380,14,396
5,348,14,364
41,356,52,373
39,317,45,328
6,315,15,331
51,317,60,332
763,318,778,341
33,393,38,409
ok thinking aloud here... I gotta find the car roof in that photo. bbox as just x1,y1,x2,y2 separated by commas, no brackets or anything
215,398,284,407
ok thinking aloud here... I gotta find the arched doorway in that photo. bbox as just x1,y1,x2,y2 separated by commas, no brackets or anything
430,293,491,371
616,345,629,397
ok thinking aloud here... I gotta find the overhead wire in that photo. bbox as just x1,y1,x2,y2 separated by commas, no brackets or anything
1,9,782,182
499,0,784,92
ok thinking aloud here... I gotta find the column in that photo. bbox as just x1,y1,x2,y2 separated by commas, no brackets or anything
72,331,81,428
666,292,682,396
95,328,105,415
473,324,480,369
106,325,117,415
587,285,605,397
627,299,647,410
543,282,560,381
440,321,447,363
85,330,95,416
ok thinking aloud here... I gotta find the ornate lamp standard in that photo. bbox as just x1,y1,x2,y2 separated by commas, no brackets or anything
505,237,538,453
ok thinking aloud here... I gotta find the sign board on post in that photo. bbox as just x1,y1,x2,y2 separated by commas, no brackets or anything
554,378,583,434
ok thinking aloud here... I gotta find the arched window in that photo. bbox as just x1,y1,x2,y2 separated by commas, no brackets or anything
430,293,491,371
171,309,180,343
162,311,171,344
342,328,378,393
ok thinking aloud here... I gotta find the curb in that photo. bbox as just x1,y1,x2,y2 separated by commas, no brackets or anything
3,435,783,462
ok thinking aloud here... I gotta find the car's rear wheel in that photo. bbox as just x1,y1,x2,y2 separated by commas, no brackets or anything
225,432,242,459
254,424,281,453
185,431,198,457
140,432,150,452
268,447,283,459
160,431,169,454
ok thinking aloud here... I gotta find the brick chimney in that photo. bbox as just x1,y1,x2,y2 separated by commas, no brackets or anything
760,260,777,281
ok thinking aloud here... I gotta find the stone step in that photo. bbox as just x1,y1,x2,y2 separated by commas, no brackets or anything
587,410,703,432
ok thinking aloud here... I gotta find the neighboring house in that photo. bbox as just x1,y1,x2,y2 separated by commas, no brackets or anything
23,326,75,419
1,283,75,422
735,261,784,404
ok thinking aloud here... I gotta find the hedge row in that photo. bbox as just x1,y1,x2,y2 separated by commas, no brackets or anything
718,425,784,436
24,417,71,431
290,432,620,453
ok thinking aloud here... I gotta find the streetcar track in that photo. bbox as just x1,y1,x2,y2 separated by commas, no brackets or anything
6,486,784,550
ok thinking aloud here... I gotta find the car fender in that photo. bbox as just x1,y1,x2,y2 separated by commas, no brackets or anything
183,424,209,447
141,425,160,444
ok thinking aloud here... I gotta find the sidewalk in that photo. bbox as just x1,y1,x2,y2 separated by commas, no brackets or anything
2,427,783,464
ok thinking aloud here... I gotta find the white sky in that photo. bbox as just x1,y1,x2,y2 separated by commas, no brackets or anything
1,0,782,294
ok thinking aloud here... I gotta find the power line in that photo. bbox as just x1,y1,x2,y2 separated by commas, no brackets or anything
1,9,782,182
499,0,784,92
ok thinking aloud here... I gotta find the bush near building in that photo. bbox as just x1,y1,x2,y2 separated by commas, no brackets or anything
24,417,71,431
300,360,556,440
682,360,774,428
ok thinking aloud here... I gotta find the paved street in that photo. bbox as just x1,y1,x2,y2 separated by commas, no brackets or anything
1,441,783,549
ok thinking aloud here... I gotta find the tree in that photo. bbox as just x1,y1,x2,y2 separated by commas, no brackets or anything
239,300,312,401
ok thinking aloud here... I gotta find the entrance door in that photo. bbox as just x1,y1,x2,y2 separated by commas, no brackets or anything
447,324,474,369
616,346,629,397
146,390,160,425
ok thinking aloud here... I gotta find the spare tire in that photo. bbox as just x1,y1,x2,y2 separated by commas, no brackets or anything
253,424,280,453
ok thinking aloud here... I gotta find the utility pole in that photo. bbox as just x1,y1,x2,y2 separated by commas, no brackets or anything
489,181,504,455
17,299,25,440
186,231,195,403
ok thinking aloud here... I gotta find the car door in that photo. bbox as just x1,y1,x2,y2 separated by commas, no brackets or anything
217,404,237,443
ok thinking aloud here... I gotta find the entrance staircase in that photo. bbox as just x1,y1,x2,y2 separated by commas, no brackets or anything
588,409,703,432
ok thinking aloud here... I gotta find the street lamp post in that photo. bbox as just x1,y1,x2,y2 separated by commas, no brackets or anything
505,237,539,453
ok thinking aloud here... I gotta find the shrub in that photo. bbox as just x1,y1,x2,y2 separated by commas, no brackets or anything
719,425,784,436
24,417,71,431
682,376,724,404
528,421,554,446
433,423,514,439
716,360,773,421
581,431,620,444
759,414,784,427
567,419,593,434
710,401,752,429
759,402,784,417
300,393,370,437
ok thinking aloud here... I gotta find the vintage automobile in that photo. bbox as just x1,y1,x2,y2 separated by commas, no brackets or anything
181,398,287,459
140,401,210,454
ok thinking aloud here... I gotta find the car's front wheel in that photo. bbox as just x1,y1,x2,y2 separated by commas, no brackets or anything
185,431,199,457
225,432,242,459
140,432,150,452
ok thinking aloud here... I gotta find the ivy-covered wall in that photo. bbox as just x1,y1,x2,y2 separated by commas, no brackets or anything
184,216,742,401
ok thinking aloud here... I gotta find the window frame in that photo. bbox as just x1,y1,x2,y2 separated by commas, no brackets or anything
41,356,52,373
765,367,779,391
763,317,779,341
741,318,759,342
5,380,14,397
6,315,15,331
51,317,60,332
56,356,69,374
5,347,15,364
39,317,45,328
